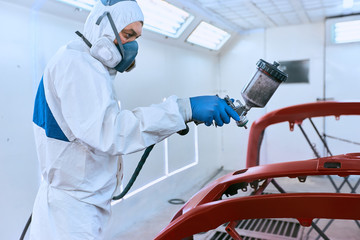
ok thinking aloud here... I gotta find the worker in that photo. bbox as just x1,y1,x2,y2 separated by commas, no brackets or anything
30,0,240,239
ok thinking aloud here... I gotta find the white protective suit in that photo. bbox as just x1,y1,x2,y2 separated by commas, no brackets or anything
30,1,191,239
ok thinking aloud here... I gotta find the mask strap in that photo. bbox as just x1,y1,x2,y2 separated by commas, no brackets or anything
96,12,125,58
75,31,92,48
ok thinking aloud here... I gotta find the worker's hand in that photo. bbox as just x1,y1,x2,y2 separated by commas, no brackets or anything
190,95,240,126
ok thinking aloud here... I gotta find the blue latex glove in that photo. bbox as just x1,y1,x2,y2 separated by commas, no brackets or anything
190,95,240,126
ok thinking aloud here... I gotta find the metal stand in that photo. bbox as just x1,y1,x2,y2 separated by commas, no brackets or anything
297,118,360,239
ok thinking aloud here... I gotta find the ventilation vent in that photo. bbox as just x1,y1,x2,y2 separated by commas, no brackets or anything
195,218,303,240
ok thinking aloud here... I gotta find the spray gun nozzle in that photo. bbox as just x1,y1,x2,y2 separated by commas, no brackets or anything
224,95,249,128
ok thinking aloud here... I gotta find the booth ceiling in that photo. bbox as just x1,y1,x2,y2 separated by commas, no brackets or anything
184,0,360,32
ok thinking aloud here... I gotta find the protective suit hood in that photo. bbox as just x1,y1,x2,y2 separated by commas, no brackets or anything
83,1,144,46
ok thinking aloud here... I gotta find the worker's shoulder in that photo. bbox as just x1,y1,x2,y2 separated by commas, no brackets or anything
49,40,107,75
59,40,93,64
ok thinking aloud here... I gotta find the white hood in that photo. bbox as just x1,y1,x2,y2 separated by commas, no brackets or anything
83,1,144,45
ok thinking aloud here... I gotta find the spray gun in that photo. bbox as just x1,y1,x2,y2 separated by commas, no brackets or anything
224,59,288,128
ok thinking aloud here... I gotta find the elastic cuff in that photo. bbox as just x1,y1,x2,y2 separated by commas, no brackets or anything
177,98,192,123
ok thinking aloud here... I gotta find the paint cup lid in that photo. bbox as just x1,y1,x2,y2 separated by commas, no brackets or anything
256,59,288,82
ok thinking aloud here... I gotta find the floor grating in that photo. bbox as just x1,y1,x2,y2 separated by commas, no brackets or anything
194,218,304,240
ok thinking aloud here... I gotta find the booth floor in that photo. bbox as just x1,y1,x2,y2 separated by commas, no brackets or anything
114,171,360,240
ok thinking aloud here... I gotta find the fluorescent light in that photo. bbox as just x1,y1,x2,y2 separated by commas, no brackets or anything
186,21,231,50
333,20,360,44
343,0,354,9
137,0,194,38
55,0,194,38
56,0,97,11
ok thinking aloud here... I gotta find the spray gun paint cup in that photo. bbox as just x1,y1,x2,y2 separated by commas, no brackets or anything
241,59,288,110
228,59,288,128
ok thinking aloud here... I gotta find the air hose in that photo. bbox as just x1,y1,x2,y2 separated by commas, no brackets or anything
19,144,155,239
112,144,155,200
19,214,32,240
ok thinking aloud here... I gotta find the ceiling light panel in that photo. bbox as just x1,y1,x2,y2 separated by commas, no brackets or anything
137,0,194,38
56,0,194,38
186,21,231,51
332,19,360,44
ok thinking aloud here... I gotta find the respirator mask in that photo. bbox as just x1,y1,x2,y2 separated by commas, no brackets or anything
76,11,138,73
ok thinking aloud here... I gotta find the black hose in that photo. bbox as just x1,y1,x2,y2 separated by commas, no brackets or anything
19,214,32,240
112,144,155,200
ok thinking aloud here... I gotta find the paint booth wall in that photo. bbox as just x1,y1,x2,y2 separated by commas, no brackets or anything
219,20,360,170
0,2,83,240
0,2,222,239
219,23,326,170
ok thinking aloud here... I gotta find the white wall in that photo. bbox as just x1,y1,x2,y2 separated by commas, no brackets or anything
324,16,360,156
0,2,84,240
0,3,38,239
217,30,267,171
219,20,359,170
0,2,221,239
219,23,326,169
